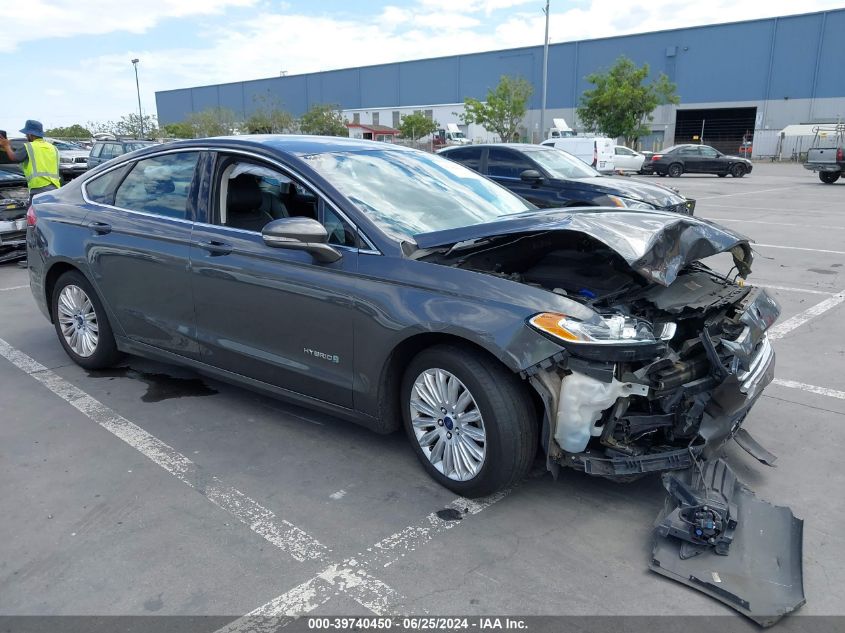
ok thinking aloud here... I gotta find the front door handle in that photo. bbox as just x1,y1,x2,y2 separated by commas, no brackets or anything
88,221,112,235
195,239,233,256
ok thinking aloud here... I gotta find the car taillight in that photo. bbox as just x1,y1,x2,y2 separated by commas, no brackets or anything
651,154,662,161
837,147,844,162
26,205,36,226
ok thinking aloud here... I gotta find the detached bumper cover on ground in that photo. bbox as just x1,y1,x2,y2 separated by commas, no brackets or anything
651,458,805,626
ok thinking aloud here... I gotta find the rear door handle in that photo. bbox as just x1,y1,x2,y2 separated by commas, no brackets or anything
88,221,112,235
195,239,233,256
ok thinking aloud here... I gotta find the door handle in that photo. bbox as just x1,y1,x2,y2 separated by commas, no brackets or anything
88,221,112,235
195,239,233,256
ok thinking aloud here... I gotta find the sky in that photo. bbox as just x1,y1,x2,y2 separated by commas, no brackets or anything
1,0,843,134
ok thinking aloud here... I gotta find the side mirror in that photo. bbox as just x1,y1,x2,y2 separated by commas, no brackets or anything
520,169,543,183
262,217,341,263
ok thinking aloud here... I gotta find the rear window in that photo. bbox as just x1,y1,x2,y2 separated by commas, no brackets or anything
113,152,200,220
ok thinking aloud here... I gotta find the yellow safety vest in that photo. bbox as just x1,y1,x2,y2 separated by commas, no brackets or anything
22,139,61,190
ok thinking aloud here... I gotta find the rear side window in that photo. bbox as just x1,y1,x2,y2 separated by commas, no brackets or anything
90,144,103,158
442,147,483,172
113,152,200,220
487,148,535,179
85,164,131,205
99,143,119,160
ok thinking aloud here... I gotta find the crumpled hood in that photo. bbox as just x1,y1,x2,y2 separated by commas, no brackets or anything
413,208,753,286
573,175,685,207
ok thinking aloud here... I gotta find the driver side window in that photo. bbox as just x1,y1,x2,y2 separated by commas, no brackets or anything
214,157,360,248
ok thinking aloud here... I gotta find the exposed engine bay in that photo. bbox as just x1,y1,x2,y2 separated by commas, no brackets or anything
0,177,28,264
418,222,803,624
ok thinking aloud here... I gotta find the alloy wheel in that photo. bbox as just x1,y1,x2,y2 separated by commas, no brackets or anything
57,284,99,358
409,368,487,481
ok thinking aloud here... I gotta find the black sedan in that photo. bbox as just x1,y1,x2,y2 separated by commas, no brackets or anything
647,144,753,178
439,143,694,214
26,135,777,499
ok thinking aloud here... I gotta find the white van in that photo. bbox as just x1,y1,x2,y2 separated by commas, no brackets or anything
541,136,615,174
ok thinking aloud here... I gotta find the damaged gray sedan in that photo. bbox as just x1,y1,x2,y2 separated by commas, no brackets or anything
27,137,802,623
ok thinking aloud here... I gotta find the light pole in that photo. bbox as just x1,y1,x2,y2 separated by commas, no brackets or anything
539,1,550,143
131,58,143,138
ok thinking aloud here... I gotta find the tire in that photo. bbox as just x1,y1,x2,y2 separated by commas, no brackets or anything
667,163,683,178
820,171,841,184
730,163,746,178
51,270,121,370
401,344,537,497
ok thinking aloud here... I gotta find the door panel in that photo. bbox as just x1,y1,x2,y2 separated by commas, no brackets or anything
190,225,357,407
84,151,201,357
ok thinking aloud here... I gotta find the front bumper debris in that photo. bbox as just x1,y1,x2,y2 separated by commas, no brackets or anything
651,458,805,626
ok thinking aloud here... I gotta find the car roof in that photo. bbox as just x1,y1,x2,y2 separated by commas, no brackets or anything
149,135,418,156
441,143,553,152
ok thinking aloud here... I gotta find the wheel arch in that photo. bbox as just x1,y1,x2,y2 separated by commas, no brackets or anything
44,261,86,323
375,332,541,435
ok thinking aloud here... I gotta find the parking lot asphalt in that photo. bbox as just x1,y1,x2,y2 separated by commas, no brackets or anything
1,161,843,624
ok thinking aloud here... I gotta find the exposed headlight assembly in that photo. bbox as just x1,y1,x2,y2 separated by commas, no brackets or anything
530,312,657,345
529,312,676,361
606,195,656,211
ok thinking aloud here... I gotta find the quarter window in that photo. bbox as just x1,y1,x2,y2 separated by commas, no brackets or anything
114,152,200,219
85,164,131,205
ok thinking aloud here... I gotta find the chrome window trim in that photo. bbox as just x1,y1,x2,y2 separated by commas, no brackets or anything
82,145,381,255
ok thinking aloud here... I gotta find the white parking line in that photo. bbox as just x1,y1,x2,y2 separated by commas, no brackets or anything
754,243,845,256
767,291,845,340
0,285,28,292
0,337,330,562
696,187,793,200
220,486,521,631
0,336,410,615
756,284,836,296
772,378,845,401
704,217,845,231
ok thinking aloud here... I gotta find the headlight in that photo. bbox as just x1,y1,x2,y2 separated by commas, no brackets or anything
606,195,656,211
60,156,72,164
529,312,657,345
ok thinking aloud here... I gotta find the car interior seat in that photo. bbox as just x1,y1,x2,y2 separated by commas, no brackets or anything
226,174,274,232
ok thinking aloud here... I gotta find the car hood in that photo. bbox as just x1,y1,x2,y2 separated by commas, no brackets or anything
413,208,753,286
572,175,685,207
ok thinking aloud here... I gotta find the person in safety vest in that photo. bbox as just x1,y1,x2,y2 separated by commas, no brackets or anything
0,120,62,267
0,119,62,201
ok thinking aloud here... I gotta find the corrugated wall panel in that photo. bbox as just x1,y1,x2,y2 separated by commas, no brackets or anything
155,10,845,125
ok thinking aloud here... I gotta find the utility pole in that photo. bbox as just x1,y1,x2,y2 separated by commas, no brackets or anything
131,58,143,139
539,0,550,143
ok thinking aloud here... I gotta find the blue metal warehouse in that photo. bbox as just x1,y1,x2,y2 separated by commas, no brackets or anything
156,8,845,154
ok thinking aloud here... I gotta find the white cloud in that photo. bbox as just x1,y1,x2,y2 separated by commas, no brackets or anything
2,0,843,130
0,0,257,53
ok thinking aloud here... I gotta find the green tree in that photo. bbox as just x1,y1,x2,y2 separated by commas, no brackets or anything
576,56,679,146
460,75,533,142
115,113,159,139
162,121,196,139
44,123,92,138
298,104,348,136
398,111,438,140
185,107,238,138
245,93,295,134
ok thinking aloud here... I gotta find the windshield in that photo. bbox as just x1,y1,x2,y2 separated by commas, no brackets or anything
525,148,599,179
450,131,466,139
302,149,533,238
52,140,82,150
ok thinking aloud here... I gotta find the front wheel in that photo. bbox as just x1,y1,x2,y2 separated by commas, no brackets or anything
52,270,121,369
667,163,683,178
820,171,841,184
402,345,537,497
730,163,746,178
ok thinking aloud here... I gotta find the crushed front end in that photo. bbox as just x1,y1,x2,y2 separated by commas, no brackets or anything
525,267,779,478
0,177,29,264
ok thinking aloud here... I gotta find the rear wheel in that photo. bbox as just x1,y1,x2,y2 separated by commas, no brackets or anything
667,163,683,178
52,270,120,369
730,163,746,178
820,171,841,184
401,345,537,497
